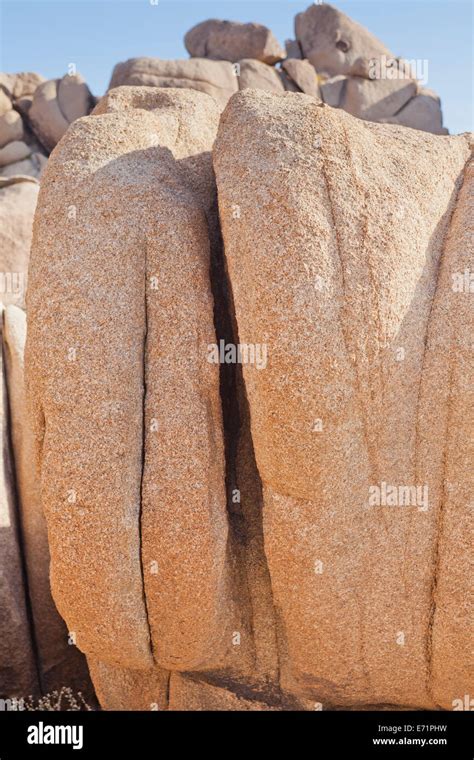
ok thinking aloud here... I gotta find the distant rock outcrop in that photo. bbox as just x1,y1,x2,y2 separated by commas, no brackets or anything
0,70,95,180
185,19,285,64
108,4,447,133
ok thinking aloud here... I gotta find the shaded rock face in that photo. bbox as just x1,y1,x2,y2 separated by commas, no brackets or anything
185,19,285,64
24,85,472,711
213,90,472,709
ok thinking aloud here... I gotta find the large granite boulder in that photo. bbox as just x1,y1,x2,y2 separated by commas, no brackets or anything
213,89,472,709
25,87,248,707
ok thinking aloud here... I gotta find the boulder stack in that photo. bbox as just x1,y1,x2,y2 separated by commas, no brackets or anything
0,71,94,179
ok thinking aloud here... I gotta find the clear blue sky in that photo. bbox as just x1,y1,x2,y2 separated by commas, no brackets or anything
1,0,472,134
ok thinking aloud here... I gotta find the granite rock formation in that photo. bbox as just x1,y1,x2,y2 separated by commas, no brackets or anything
0,2,470,712
23,85,473,710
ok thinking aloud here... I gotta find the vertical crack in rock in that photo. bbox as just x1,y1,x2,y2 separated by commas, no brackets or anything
138,244,155,664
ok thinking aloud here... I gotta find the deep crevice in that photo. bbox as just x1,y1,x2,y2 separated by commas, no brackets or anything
138,240,155,664
205,194,281,688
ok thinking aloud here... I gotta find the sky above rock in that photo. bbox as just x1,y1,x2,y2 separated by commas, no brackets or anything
1,0,472,135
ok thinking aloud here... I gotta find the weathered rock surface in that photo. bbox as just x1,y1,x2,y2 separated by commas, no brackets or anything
3,305,94,697
2,4,467,712
214,89,471,708
87,657,169,711
25,87,236,685
0,90,12,116
0,176,39,308
185,19,285,64
295,3,394,77
108,58,238,109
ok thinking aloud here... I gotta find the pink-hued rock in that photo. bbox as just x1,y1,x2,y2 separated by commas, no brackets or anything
285,39,303,60
0,141,31,167
320,74,347,107
87,658,169,711
213,89,471,708
0,152,47,180
185,19,285,64
0,90,12,116
25,87,235,678
57,74,93,124
168,673,278,711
